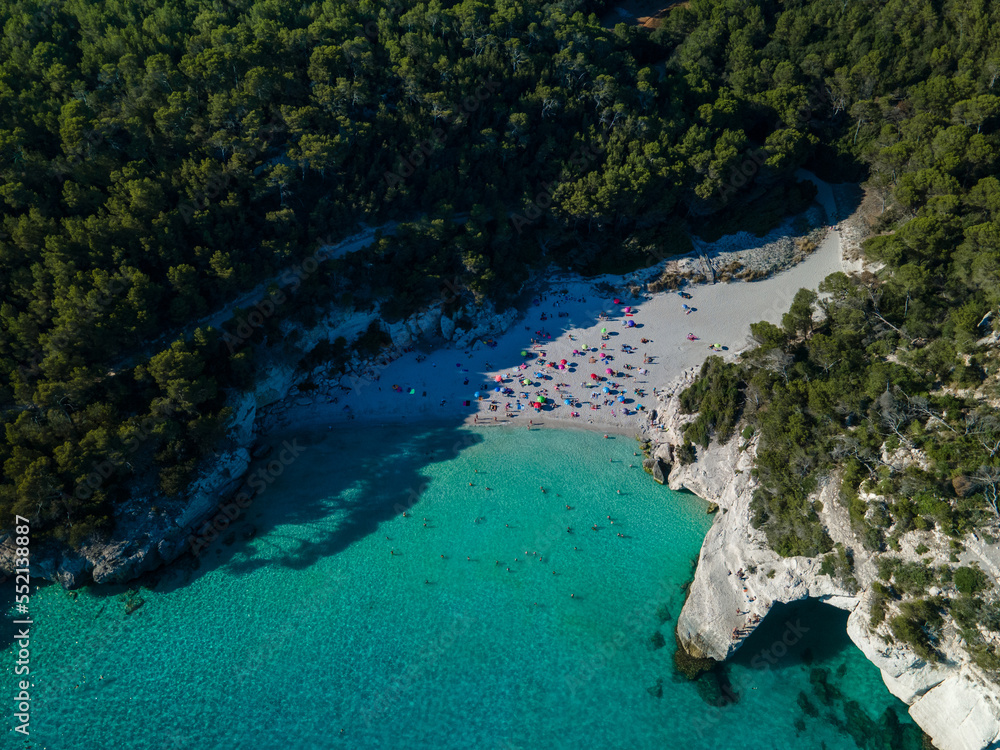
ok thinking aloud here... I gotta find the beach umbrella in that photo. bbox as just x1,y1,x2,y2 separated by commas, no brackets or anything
521,350,527,357
618,395,625,403
560,359,567,365
601,327,607,333
564,399,571,405
474,392,480,398
602,386,610,393
494,386,501,392
558,364,565,369
538,396,546,404
606,368,613,374
625,306,632,313
627,320,635,328
613,298,621,305
590,374,598,380
572,349,579,355
495,375,502,382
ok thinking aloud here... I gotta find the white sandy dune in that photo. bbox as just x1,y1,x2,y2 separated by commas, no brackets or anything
280,172,852,437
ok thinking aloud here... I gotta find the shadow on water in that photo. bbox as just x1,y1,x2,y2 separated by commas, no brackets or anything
186,421,485,584
731,599,926,750
732,598,850,671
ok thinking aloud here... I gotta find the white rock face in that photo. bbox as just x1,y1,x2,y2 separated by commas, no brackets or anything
228,391,256,445
176,448,250,529
653,380,1000,750
415,307,443,338
386,318,415,347
440,313,456,340
910,676,1000,750
253,358,298,409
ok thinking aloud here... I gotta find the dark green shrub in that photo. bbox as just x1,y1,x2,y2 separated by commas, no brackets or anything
954,567,990,595
676,442,697,466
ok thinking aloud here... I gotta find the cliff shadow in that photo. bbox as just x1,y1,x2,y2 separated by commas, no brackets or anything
731,598,925,750
156,420,485,587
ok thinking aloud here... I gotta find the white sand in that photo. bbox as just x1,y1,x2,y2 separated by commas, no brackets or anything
279,172,850,438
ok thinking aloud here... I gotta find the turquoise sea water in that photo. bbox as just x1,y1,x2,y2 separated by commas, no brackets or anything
5,425,922,749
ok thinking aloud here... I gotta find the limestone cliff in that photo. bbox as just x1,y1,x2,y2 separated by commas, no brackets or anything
652,381,1000,750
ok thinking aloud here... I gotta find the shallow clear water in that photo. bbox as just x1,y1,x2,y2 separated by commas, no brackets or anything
4,425,922,749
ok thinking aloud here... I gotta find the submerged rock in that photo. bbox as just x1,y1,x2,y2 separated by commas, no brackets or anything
646,678,664,698
673,640,717,679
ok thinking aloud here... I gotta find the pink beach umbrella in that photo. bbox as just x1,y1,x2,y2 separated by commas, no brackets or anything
606,368,613,375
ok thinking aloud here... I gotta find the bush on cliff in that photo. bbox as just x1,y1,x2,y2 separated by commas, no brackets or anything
679,357,744,448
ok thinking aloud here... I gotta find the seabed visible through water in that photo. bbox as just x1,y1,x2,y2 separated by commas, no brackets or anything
3,425,923,750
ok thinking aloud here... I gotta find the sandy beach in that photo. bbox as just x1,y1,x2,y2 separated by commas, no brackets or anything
276,172,853,440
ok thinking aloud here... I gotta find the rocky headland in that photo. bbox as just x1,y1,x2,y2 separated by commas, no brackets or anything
650,380,1000,750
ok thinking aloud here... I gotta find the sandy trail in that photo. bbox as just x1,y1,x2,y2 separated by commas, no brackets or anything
277,172,850,439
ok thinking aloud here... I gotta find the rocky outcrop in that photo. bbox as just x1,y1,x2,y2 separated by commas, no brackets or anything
642,456,671,484
650,381,1000,750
